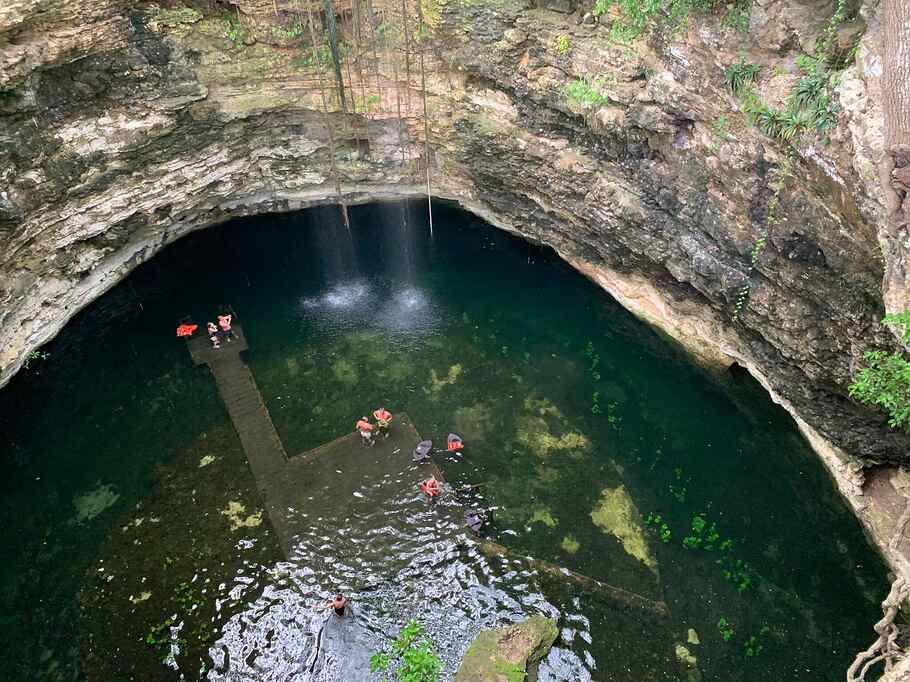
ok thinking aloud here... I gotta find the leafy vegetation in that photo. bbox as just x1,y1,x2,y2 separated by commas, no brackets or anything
645,512,673,543
744,625,771,657
23,350,50,371
371,619,442,682
724,58,760,95
882,311,910,344
563,78,612,107
850,351,910,432
717,616,735,642
722,0,751,33
552,34,571,56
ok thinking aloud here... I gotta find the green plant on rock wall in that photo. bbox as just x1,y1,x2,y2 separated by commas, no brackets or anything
717,616,735,642
849,312,910,433
552,34,571,55
371,619,442,682
564,78,612,107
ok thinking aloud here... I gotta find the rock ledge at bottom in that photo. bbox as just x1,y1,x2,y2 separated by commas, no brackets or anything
455,615,559,681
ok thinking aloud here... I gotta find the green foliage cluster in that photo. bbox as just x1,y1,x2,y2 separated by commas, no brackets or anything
849,312,910,432
563,78,612,107
717,616,735,642
722,0,751,33
23,350,50,371
552,34,571,55
592,0,726,43
682,515,721,550
724,58,760,95
732,157,791,321
883,311,910,344
645,512,672,543
584,341,603,414
719,555,753,592
668,467,688,503
223,14,249,46
850,350,910,432
717,616,736,642
291,44,347,70
285,22,305,39
371,620,442,682
606,401,622,429
744,625,771,657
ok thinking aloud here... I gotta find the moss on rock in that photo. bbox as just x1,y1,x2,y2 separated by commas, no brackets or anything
455,615,558,681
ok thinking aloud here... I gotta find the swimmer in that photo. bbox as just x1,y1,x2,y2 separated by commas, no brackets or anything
356,417,374,447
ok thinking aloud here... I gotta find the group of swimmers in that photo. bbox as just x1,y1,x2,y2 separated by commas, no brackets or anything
174,312,234,349
355,407,393,447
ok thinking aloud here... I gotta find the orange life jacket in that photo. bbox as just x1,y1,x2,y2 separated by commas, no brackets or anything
356,419,373,432
373,409,392,423
447,440,464,452
176,324,197,337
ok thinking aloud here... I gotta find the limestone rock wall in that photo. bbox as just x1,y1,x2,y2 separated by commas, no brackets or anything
1,0,909,477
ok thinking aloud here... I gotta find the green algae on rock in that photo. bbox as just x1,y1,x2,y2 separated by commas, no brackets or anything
455,615,558,682
590,485,656,571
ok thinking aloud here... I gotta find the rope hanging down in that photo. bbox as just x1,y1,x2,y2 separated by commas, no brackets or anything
415,0,433,237
297,0,351,230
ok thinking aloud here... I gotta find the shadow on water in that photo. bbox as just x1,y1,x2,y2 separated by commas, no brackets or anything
0,200,890,681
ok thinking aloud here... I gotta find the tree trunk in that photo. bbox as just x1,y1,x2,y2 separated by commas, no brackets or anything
322,0,348,114
880,0,910,315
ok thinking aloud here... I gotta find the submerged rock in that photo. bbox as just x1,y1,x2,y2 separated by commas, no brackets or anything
73,483,120,522
455,615,558,681
590,485,656,571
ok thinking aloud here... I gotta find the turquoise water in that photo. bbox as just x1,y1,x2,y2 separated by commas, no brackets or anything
0,201,888,680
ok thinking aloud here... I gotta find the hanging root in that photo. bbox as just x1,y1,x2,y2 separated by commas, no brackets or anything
847,578,909,681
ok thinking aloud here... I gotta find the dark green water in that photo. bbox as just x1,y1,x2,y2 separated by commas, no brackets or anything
0,201,888,680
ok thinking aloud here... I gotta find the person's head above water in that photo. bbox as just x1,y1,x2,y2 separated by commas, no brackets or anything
332,594,347,615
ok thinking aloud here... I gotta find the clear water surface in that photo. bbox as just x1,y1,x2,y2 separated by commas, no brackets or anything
0,202,888,681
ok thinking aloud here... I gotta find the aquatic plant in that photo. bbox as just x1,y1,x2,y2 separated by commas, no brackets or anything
370,619,442,681
644,512,672,543
744,625,770,658
23,349,50,370
719,556,753,592
198,455,216,468
669,467,688,503
717,616,735,642
591,485,657,569
606,402,622,430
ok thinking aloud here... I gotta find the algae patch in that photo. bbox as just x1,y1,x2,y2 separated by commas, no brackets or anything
453,402,495,440
331,358,358,385
561,535,580,554
129,591,152,604
198,455,216,468
515,415,588,458
73,482,121,522
425,364,462,394
529,507,557,528
221,501,263,531
590,485,656,570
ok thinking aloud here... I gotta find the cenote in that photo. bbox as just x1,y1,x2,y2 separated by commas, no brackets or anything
0,202,890,681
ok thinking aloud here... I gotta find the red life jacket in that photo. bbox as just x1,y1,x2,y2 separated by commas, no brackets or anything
373,409,392,423
356,420,373,432
420,479,440,497
176,324,197,337
447,440,464,452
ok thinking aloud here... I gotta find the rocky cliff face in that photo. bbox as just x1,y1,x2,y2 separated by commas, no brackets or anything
1,0,909,540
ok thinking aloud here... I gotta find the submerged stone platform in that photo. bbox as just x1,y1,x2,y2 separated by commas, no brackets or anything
187,321,440,555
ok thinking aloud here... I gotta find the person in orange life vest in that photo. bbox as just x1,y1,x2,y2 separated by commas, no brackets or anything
356,417,374,447
176,319,198,338
420,476,440,498
372,407,392,437
447,433,464,452
207,322,221,349
217,313,234,342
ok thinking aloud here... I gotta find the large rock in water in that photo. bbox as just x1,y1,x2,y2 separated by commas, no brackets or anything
455,616,558,681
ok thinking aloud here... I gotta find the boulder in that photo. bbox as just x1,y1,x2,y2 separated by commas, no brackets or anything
455,615,558,681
